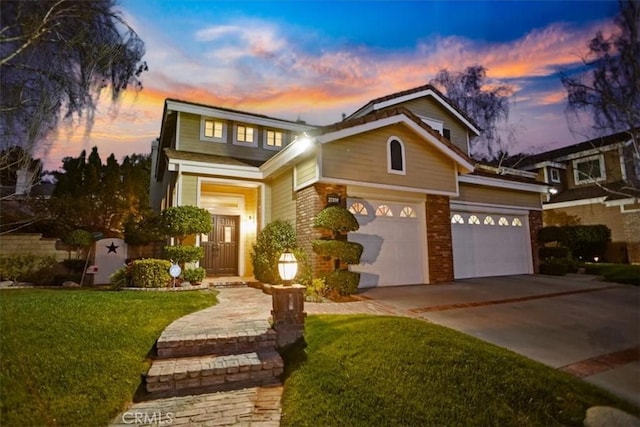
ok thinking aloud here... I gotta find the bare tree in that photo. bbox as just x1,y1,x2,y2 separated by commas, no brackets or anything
561,0,640,193
430,65,514,159
0,0,147,194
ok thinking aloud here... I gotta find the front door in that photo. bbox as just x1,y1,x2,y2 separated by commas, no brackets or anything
201,215,239,276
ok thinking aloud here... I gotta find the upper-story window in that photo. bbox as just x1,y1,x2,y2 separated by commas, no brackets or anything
387,136,406,175
443,128,451,140
234,124,257,147
265,130,284,149
550,168,560,183
573,154,606,185
419,116,444,135
201,118,226,143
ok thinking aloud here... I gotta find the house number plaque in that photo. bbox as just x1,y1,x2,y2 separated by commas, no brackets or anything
326,193,341,206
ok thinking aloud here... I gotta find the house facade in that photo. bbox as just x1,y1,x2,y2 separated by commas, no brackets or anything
521,131,640,264
150,85,548,286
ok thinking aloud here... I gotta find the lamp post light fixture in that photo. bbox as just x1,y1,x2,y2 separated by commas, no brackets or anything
271,249,306,349
277,249,298,285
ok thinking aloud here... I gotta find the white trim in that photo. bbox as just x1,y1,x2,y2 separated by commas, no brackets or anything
604,197,640,211
573,154,606,185
370,88,481,135
321,176,459,197
544,197,606,210
387,136,406,175
557,142,623,161
450,201,533,215
619,146,628,181
176,173,183,206
347,186,427,203
166,100,315,132
261,134,316,177
418,115,444,134
542,167,549,183
316,114,474,172
523,160,567,170
458,174,549,193
200,117,227,144
176,112,181,150
168,159,263,180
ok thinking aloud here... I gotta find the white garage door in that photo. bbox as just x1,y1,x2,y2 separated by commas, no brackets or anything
347,199,426,287
451,211,532,279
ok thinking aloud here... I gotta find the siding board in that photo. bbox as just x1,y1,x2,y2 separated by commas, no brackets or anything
269,170,296,224
295,156,317,188
456,183,541,209
321,123,457,193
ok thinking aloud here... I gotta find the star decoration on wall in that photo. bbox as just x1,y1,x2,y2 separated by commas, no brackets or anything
106,242,119,254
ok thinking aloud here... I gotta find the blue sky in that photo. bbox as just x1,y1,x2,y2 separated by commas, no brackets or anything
44,0,620,169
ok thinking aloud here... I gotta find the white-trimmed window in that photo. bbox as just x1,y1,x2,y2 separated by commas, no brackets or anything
483,216,495,225
265,129,284,149
376,204,393,217
387,137,406,175
349,202,368,216
234,124,256,146
573,154,605,185
550,168,560,183
400,206,416,218
498,217,510,226
201,118,226,142
451,214,464,224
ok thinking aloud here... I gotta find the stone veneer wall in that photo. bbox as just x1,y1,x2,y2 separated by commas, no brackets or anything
622,211,640,264
295,183,347,278
426,195,454,283
0,233,68,261
528,210,543,273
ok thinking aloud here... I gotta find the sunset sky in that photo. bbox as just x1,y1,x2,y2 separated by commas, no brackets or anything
43,0,619,170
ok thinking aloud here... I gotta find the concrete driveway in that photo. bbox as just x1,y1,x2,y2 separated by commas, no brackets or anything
359,274,640,406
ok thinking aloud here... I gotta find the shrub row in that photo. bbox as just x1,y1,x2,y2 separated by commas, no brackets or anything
0,254,57,284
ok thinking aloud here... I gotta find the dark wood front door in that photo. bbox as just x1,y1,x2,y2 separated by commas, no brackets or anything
201,215,239,276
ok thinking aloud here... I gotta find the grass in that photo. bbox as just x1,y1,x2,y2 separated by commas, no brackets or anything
281,315,639,427
0,288,217,427
583,263,640,285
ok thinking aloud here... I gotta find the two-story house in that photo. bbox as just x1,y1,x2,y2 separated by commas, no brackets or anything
520,131,640,264
150,84,548,287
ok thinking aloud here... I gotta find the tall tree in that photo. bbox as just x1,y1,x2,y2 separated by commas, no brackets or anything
430,65,514,159
0,0,147,175
561,0,640,189
49,148,151,237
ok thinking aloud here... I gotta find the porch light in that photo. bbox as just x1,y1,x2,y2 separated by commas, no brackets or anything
549,187,558,195
278,249,298,284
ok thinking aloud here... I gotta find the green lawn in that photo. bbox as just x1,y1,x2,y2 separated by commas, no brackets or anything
583,263,640,286
0,288,217,427
281,315,639,427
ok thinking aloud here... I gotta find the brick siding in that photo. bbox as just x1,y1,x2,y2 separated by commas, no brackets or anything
295,183,347,277
529,210,543,273
426,195,454,283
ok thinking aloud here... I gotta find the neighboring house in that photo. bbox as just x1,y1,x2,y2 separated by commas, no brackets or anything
150,84,548,287
520,131,640,264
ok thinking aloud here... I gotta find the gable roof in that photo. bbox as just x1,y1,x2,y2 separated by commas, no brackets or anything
520,130,635,168
346,84,481,135
310,106,475,173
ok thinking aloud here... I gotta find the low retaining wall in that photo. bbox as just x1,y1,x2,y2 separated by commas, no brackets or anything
0,233,68,261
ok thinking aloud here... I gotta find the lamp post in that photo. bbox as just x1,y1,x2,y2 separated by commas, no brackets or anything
271,249,306,349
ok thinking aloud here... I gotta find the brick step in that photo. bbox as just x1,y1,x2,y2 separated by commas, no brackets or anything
156,326,277,358
146,350,284,397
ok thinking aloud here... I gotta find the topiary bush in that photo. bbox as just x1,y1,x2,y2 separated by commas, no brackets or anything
312,205,362,295
312,240,363,265
537,226,568,245
161,206,211,244
251,219,297,284
163,245,204,266
539,261,569,276
129,259,171,288
182,267,206,284
63,229,93,259
325,269,360,295
561,225,611,261
539,247,570,260
0,254,57,284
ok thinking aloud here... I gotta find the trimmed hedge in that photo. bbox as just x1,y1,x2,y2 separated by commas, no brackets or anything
539,262,569,276
561,225,611,261
539,247,570,259
163,245,204,265
130,259,171,288
251,219,297,284
537,226,567,244
0,254,57,284
312,240,364,265
182,267,206,284
325,269,360,295
313,206,359,234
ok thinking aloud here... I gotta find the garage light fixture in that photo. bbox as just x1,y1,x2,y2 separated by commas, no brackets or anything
549,187,558,195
